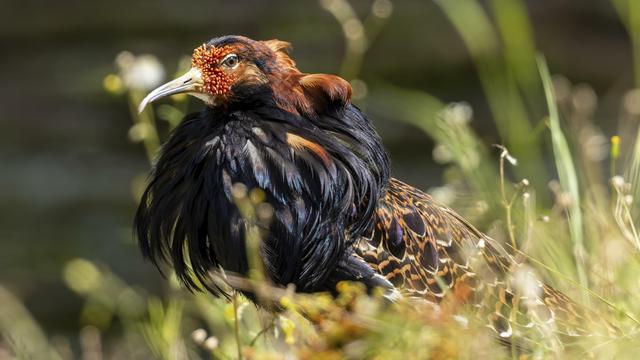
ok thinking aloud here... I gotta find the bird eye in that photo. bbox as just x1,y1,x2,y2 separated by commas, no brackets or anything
221,54,239,69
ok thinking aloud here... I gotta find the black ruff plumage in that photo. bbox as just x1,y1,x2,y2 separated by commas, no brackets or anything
134,35,616,341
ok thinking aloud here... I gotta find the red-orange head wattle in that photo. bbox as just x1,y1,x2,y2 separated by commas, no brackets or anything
191,44,238,97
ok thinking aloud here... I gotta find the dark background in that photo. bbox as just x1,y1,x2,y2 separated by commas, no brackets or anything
0,0,633,334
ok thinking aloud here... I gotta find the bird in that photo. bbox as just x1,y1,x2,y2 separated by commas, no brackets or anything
134,35,616,343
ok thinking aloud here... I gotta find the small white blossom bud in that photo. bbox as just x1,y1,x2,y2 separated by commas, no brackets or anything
191,329,207,344
203,336,219,350
611,175,625,189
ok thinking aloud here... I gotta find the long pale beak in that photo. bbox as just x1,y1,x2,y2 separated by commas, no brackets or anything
138,68,204,113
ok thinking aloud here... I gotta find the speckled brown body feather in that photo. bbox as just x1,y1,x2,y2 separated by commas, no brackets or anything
360,179,617,340
360,178,502,302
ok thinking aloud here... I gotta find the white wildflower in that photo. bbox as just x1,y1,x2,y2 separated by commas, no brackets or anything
624,88,640,115
350,79,368,100
118,52,165,90
611,175,625,189
583,132,608,162
372,0,393,18
432,144,453,164
513,265,542,302
444,102,473,124
203,336,219,350
430,185,455,205
191,329,207,345
571,84,597,115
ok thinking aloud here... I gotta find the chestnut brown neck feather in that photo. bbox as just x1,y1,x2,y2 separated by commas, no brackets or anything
262,40,352,117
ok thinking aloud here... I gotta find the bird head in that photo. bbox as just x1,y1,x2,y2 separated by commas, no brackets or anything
139,35,352,117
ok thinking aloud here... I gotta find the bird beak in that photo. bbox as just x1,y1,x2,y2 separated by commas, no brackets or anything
138,67,204,113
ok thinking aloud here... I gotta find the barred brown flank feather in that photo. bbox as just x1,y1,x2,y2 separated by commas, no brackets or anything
358,178,619,340
135,35,619,351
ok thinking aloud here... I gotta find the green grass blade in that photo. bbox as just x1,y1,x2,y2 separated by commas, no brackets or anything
489,0,541,104
537,55,589,296
611,0,640,88
434,0,548,201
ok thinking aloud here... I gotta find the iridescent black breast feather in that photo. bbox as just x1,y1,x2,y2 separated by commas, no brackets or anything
134,101,390,297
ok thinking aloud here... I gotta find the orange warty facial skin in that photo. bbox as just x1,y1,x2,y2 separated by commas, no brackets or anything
191,44,237,96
